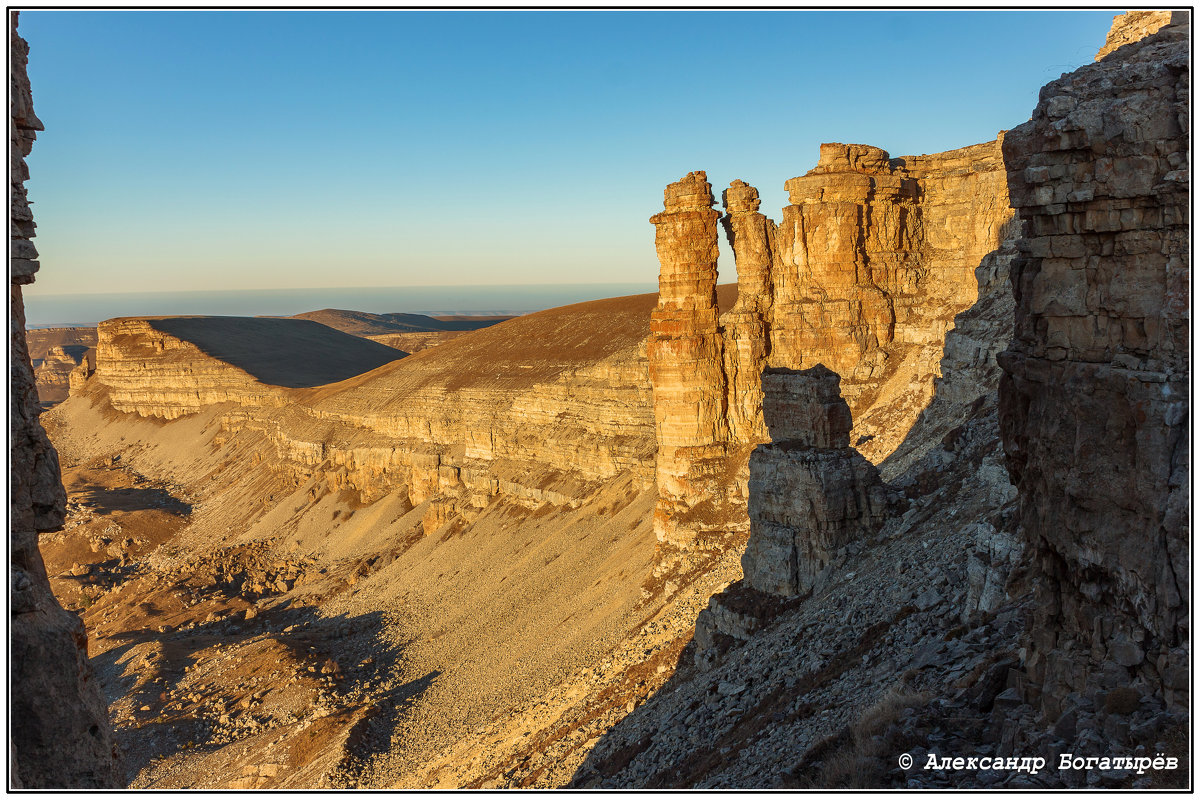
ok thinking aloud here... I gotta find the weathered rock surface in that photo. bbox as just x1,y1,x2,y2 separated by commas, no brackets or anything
8,11,120,788
94,316,406,418
741,367,889,596
1094,9,1179,60
694,366,892,666
999,13,1189,717
649,138,1013,547
33,344,92,406
647,172,735,547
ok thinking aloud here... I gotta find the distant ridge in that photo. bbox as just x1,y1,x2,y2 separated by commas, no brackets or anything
282,309,514,337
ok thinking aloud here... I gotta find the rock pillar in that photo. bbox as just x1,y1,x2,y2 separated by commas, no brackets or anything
719,180,775,444
648,171,729,546
742,366,889,595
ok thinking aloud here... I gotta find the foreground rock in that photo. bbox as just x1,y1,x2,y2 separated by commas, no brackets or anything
8,10,120,788
999,13,1189,718
742,366,889,597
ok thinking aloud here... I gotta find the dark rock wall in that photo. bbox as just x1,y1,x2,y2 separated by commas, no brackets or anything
9,10,121,788
999,15,1190,717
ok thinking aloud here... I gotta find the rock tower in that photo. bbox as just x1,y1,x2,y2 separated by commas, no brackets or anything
649,138,1014,548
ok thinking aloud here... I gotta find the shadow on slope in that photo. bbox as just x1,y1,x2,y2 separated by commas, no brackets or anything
148,317,407,388
91,599,429,788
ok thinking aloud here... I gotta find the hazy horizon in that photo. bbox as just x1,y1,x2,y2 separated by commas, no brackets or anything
22,281,658,327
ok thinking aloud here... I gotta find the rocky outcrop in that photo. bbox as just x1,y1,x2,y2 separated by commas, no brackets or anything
94,316,404,418
1094,9,1179,60
693,366,891,667
68,351,96,396
741,367,889,596
999,13,1189,717
33,344,91,406
649,138,1013,547
96,318,292,418
8,11,120,788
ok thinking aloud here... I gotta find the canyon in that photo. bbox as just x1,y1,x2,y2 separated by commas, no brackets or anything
9,9,1189,790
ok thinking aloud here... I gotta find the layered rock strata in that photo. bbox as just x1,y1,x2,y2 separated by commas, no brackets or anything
999,14,1190,717
8,11,120,788
87,294,663,527
33,344,91,406
1094,9,1179,60
649,138,1013,546
647,172,732,546
94,316,404,418
741,367,889,596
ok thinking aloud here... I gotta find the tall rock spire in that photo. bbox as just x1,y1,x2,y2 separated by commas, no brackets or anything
647,171,729,547
719,180,775,444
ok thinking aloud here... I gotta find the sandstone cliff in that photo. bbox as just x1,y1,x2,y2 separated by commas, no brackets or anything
1000,13,1189,718
1094,9,1180,60
649,138,1014,548
33,344,92,406
8,11,120,788
93,316,405,418
575,11,1188,790
83,294,668,529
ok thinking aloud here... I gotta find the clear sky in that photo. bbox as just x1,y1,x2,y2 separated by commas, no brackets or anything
19,8,1117,297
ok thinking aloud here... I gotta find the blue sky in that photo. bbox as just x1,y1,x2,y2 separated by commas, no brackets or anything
19,8,1117,296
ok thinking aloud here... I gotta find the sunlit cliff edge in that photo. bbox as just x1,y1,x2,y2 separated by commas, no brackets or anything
17,9,1190,790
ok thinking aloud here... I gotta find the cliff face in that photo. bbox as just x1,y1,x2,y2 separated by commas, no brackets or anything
84,295,661,523
999,14,1190,717
1094,9,1178,60
93,317,405,418
33,344,92,406
8,11,120,788
649,139,1014,548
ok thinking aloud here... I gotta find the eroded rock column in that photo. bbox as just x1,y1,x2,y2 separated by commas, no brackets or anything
9,11,121,787
648,171,729,547
999,13,1189,717
719,180,775,444
742,366,889,595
